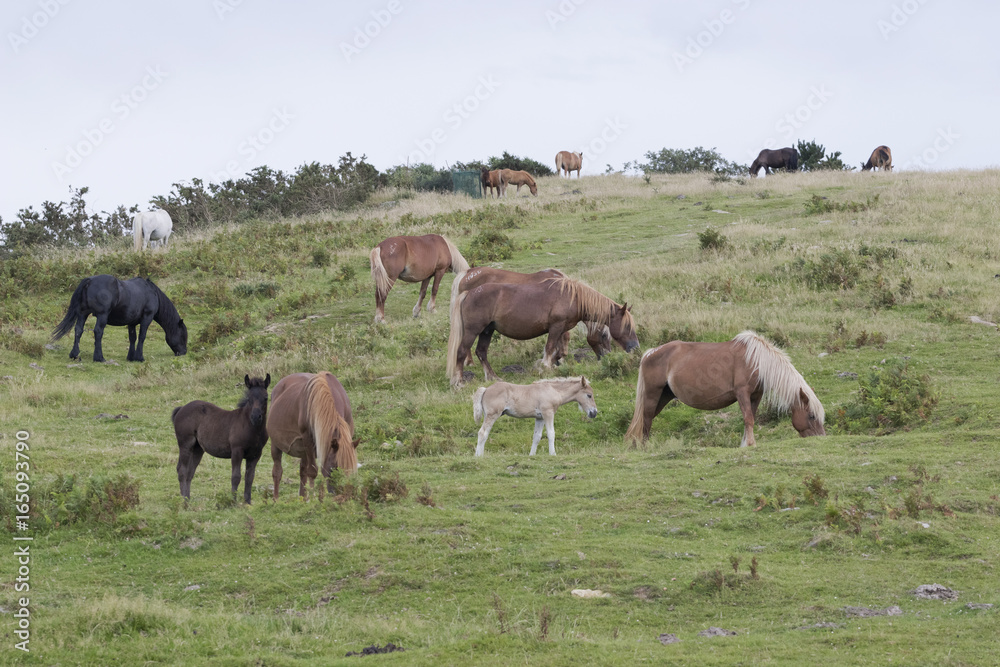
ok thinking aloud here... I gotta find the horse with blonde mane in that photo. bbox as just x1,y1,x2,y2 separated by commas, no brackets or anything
555,151,583,178
133,209,173,251
447,276,638,387
625,331,825,447
499,169,537,196
473,376,598,456
369,234,470,323
266,372,359,499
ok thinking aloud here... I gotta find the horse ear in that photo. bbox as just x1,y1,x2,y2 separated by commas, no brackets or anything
245,374,251,388
799,388,810,406
352,438,361,450
264,373,271,388
581,376,587,387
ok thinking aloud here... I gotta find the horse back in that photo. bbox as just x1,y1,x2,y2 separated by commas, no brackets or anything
465,282,574,339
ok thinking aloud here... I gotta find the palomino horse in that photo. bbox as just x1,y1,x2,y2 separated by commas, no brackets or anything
450,267,613,361
52,274,187,362
862,146,893,172
625,331,825,447
266,372,359,499
447,277,639,387
133,210,173,251
499,169,538,196
480,167,503,198
369,234,470,323
173,374,270,504
749,148,799,177
473,376,598,456
555,151,583,178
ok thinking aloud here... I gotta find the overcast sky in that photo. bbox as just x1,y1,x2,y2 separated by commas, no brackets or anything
3,0,996,221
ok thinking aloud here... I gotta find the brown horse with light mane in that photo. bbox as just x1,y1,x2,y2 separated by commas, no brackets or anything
480,168,503,198
450,267,613,361
625,331,825,447
447,277,639,387
266,372,359,499
370,234,470,323
555,151,583,178
861,145,893,172
499,169,538,196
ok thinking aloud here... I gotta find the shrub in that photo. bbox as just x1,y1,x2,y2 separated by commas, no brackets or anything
834,358,937,433
698,226,728,251
467,230,515,263
2,473,141,531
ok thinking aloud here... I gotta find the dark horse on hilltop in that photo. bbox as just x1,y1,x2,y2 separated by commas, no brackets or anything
52,274,187,362
369,234,470,323
172,374,270,504
447,277,639,387
862,145,893,172
749,147,799,177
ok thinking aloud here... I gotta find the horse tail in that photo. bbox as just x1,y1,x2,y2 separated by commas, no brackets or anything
446,291,469,386
443,237,470,274
369,245,391,303
133,213,143,251
472,386,486,424
52,278,89,341
625,352,650,445
171,406,181,423
788,150,799,171
450,268,468,330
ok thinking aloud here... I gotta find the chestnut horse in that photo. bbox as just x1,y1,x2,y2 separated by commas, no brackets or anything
447,277,639,387
555,151,583,178
749,148,798,177
625,331,825,447
450,267,613,361
480,167,503,198
862,145,893,172
173,374,270,504
499,169,538,196
266,372,359,499
370,234,470,323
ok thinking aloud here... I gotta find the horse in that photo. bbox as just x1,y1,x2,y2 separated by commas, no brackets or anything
625,331,825,448
450,267,613,362
480,167,503,198
172,374,270,504
369,234,470,323
862,146,893,172
133,209,173,251
266,372,359,499
473,376,598,456
555,151,583,178
499,169,538,196
749,148,798,177
447,276,639,387
51,274,187,362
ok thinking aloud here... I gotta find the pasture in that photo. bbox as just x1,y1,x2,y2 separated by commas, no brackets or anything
2,170,1000,664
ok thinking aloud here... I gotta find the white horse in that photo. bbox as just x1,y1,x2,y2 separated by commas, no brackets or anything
133,210,173,251
472,377,598,456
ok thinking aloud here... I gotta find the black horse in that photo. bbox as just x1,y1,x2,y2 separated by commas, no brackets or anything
52,275,187,362
749,147,799,177
172,374,270,504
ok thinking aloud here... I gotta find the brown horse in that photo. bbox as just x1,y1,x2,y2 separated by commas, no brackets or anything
266,372,359,499
480,168,503,198
625,331,825,447
450,267,613,361
555,151,583,178
499,169,538,196
447,277,639,387
172,374,270,504
749,148,798,177
370,234,470,323
861,146,893,172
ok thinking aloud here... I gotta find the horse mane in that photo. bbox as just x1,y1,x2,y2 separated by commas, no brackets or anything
733,331,824,423
305,372,357,475
146,279,182,332
553,277,634,330
531,376,587,386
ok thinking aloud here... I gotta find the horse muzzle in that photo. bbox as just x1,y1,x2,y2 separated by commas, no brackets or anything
586,408,598,419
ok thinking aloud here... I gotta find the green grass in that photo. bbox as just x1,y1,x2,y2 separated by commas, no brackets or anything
2,170,1000,664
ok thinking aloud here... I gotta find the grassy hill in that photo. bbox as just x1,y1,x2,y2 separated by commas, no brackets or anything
2,170,999,665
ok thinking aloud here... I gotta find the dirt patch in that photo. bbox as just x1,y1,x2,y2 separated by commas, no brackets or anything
796,622,841,630
844,605,903,618
698,627,736,637
912,584,958,601
346,643,405,656
500,364,526,375
658,633,680,644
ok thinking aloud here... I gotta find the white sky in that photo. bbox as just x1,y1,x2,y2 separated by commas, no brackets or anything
3,0,996,221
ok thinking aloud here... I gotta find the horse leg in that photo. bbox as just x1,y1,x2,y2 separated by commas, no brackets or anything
243,452,261,504
476,412,501,456
230,449,245,501
127,324,137,362
427,269,445,313
70,313,87,360
545,412,557,455
299,456,316,499
374,278,395,324
176,439,199,498
271,444,283,500
641,382,675,440
475,328,500,382
541,328,568,369
91,313,109,362
455,328,481,386
735,386,757,448
412,277,431,318
132,317,152,362
529,417,544,455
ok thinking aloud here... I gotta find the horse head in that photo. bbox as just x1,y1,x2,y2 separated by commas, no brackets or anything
576,377,598,419
790,387,825,437
168,319,188,356
242,373,270,427
609,303,640,353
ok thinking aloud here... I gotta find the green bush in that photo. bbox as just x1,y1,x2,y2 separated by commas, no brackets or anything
834,358,938,433
467,230,515,263
698,226,729,251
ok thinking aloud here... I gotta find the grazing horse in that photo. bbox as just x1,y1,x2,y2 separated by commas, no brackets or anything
52,274,187,362
625,331,825,447
450,267,613,361
173,374,270,504
862,145,893,172
749,148,799,177
447,277,639,387
499,169,538,196
266,372,359,499
555,151,583,178
473,376,598,456
133,210,173,251
369,234,470,323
